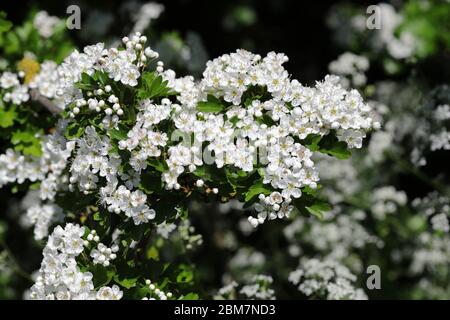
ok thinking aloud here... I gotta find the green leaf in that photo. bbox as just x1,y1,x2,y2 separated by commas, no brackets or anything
137,72,175,100
11,130,42,156
244,181,272,202
93,70,109,85
0,12,13,36
178,206,189,220
146,246,160,261
93,212,103,221
139,171,163,194
317,133,351,159
91,265,114,288
321,141,351,159
305,200,331,220
113,276,138,289
147,158,168,172
0,105,16,128
66,122,85,139
179,293,199,300
197,101,224,113
176,268,193,283
302,185,320,197
108,127,128,141
302,134,322,151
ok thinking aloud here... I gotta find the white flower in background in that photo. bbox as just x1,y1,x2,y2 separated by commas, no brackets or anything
131,2,165,34
239,275,275,300
33,11,61,38
410,232,450,275
373,4,416,59
329,52,369,88
289,258,367,300
430,131,450,151
371,186,407,219
0,71,19,89
431,213,450,233
23,204,63,240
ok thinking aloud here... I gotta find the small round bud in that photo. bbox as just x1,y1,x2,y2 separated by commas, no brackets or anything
196,180,204,187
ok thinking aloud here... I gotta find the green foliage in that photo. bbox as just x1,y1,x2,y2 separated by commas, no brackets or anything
11,130,42,156
137,72,176,100
197,95,225,113
0,11,73,63
399,0,450,58
0,103,16,128
303,132,351,159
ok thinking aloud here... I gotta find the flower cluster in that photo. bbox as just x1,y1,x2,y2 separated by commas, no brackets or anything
160,49,377,225
214,275,275,300
289,258,367,300
29,223,123,300
412,193,450,233
41,33,376,229
239,275,275,300
23,204,63,240
0,69,29,105
0,123,73,200
0,57,63,109
118,99,171,172
284,211,381,265
371,186,407,220
142,279,174,300
90,242,119,267
0,22,380,300
372,3,416,59
429,104,450,151
33,11,61,39
328,52,369,88
0,149,42,188
410,232,450,275
130,2,165,34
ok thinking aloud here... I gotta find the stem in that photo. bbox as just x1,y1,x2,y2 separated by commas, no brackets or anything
30,89,61,115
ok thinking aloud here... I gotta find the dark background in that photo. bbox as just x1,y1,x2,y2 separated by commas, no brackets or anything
1,0,376,84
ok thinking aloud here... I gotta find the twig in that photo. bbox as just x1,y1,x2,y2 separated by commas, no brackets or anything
30,89,62,115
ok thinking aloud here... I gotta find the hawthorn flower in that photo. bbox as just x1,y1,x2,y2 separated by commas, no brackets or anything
30,223,124,300
0,71,19,89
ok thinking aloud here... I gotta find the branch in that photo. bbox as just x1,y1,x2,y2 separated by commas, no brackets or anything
30,89,62,115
